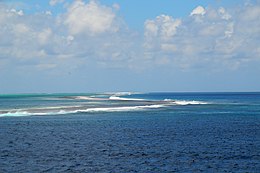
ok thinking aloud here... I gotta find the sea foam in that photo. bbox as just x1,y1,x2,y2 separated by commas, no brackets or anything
0,93,210,117
109,96,145,101
163,99,208,105
0,104,166,117
174,100,208,105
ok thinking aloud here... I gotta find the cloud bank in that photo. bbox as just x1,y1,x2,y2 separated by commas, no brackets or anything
0,0,259,74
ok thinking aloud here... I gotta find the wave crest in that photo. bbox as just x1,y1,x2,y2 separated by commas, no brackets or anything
109,96,145,101
0,104,165,117
174,100,208,105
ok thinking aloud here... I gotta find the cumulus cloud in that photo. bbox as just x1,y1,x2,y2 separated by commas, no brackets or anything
0,1,259,75
10,8,24,16
143,4,260,69
145,15,181,41
0,1,135,73
144,14,181,54
64,0,118,36
190,6,206,16
0,5,76,72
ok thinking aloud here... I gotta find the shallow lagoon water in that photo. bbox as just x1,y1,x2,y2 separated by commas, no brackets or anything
0,93,259,172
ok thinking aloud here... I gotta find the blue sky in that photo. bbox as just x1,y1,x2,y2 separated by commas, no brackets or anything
0,0,260,93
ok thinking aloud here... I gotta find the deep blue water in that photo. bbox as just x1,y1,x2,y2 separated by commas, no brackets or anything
0,92,259,172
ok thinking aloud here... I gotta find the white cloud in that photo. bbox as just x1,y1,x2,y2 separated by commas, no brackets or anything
49,0,64,6
0,1,134,73
145,15,181,41
144,15,181,55
45,11,52,15
218,7,231,20
10,8,24,16
144,20,157,33
38,28,52,45
190,6,206,16
0,1,259,74
143,3,260,69
64,0,117,36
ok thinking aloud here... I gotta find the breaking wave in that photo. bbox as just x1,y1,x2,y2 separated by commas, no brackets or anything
0,93,210,117
73,96,106,101
109,96,145,101
164,99,209,105
0,104,166,117
83,104,165,112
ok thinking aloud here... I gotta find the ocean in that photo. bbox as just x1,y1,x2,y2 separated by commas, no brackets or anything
0,92,259,172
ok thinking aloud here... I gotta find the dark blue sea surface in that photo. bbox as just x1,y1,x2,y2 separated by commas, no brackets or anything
0,92,259,172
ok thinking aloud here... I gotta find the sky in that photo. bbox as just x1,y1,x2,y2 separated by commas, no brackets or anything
0,0,260,93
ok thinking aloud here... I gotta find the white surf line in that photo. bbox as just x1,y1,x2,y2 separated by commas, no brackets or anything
80,104,166,112
0,103,167,117
170,100,209,105
109,96,145,101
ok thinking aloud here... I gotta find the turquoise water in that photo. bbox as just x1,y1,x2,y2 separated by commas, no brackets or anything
0,93,259,172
